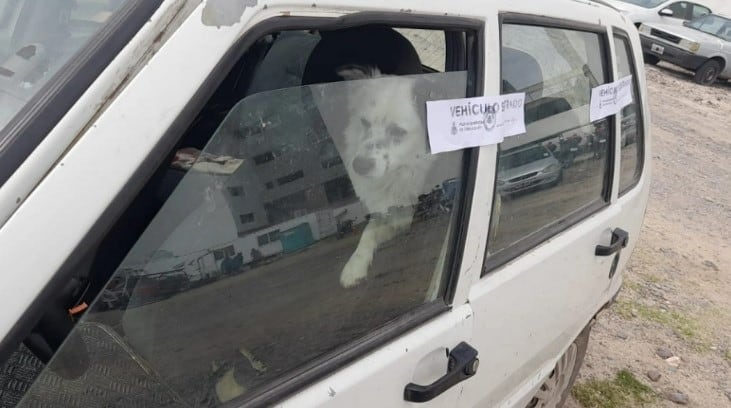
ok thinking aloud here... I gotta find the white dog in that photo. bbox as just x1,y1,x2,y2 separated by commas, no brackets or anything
334,65,435,288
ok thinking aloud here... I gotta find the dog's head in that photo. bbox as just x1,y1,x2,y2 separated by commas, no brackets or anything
336,65,426,179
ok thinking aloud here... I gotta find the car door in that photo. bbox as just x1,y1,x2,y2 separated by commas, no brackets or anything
457,9,650,408
2,3,491,407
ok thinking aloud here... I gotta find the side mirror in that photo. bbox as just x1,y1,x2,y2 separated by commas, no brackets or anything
659,8,674,17
682,20,690,27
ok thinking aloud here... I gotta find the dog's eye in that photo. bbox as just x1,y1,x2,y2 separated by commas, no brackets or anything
361,118,371,129
388,125,407,142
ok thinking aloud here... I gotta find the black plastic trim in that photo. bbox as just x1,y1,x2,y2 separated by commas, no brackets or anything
0,11,485,407
614,29,645,197
0,0,164,188
500,12,610,34
483,13,615,275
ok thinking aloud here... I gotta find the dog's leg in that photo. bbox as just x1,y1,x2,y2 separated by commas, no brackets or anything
340,209,414,288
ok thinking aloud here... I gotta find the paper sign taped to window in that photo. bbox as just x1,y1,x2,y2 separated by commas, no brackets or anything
590,75,633,122
426,93,526,154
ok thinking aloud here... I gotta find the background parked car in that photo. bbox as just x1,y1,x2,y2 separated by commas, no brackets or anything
603,0,711,27
639,13,731,84
600,0,712,27
497,144,563,196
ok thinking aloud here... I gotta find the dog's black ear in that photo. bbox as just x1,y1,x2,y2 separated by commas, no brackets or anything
336,64,381,80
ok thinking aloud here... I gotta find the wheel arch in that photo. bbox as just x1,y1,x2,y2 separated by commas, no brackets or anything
708,56,726,71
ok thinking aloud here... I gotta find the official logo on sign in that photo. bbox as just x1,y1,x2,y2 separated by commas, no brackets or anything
483,111,496,131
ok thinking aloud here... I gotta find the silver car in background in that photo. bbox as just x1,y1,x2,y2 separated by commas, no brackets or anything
639,13,731,85
600,0,712,27
497,144,562,196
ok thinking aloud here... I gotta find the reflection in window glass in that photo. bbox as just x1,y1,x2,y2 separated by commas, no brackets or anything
487,24,611,259
396,28,446,72
615,37,643,194
19,72,468,407
0,0,128,130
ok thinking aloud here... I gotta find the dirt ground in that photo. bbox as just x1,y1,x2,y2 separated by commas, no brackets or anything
566,63,731,407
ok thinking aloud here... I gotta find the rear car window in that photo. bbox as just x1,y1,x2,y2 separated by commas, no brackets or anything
485,23,612,267
614,35,644,194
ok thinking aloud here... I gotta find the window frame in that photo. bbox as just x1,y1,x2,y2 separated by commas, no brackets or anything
613,28,646,197
482,13,616,275
0,0,164,188
0,11,485,407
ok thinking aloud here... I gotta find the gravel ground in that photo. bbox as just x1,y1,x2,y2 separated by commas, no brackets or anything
566,63,731,407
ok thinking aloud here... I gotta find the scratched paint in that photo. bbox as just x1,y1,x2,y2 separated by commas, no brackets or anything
202,0,258,27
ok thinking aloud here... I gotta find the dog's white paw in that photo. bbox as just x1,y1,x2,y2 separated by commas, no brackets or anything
340,253,370,288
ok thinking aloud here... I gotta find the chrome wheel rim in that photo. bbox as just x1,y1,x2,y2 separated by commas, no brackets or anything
529,343,578,408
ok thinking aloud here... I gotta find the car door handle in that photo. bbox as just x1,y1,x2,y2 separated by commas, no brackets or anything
404,342,479,403
595,228,629,256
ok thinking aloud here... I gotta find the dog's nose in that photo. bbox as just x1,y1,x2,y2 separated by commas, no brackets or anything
352,156,375,176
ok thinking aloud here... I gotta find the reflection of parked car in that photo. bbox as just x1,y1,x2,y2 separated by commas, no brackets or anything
599,0,712,27
639,13,731,84
497,145,562,195
100,270,190,310
98,273,134,311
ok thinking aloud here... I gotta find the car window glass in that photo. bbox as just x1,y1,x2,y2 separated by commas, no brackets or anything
614,36,644,194
687,14,731,40
691,4,711,19
396,28,446,72
17,59,470,408
486,24,611,266
667,2,690,19
0,0,129,131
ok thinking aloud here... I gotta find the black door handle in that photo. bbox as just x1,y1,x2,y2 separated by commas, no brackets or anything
595,228,629,256
404,342,479,403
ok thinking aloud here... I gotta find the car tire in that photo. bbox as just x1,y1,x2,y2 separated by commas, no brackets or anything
642,53,660,65
525,323,591,408
693,60,722,85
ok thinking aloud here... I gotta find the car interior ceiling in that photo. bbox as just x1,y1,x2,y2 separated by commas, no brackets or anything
2,24,463,398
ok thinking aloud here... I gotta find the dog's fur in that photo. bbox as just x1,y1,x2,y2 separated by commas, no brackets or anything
335,66,434,288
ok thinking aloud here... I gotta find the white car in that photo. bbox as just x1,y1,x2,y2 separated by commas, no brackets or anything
0,0,650,407
601,0,712,27
639,13,731,84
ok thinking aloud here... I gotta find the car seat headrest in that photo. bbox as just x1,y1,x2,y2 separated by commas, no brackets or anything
501,47,543,97
302,25,423,85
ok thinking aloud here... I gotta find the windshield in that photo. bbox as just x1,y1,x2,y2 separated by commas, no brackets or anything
0,0,128,131
615,0,667,8
687,14,731,41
